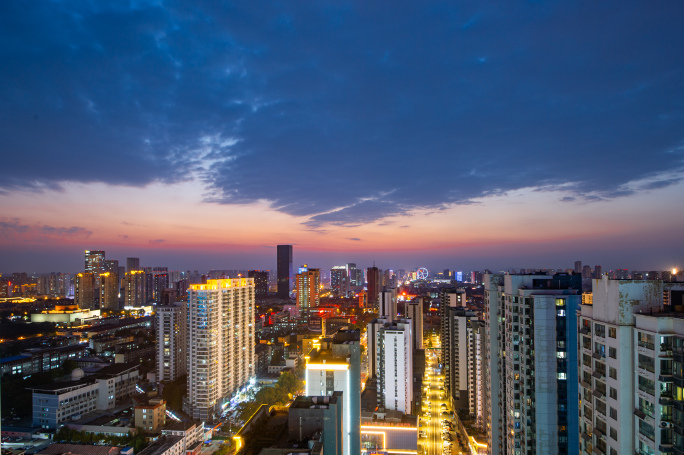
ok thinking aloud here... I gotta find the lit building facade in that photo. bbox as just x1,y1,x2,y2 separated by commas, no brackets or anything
375,319,413,413
124,270,146,306
184,278,255,421
305,330,361,455
331,265,350,297
75,272,95,309
405,297,424,351
296,268,320,315
99,272,119,310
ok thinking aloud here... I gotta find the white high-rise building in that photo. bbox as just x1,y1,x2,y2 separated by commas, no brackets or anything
184,278,255,421
367,318,413,413
378,288,397,322
405,297,424,351
156,302,187,382
578,276,684,455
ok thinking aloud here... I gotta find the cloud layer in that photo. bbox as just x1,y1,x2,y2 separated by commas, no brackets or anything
1,1,684,225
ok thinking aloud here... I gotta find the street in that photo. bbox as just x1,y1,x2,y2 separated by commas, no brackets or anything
419,332,462,455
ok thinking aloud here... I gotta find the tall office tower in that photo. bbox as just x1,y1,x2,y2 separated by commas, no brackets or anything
124,270,146,306
305,330,361,455
185,278,255,421
439,288,466,368
247,270,269,297
99,272,119,310
296,268,320,314
85,250,106,274
378,288,397,322
374,319,413,413
346,263,358,286
126,257,140,273
484,273,581,455
367,267,380,311
405,297,424,351
444,306,479,410
331,266,349,296
37,275,49,295
577,277,684,455
467,319,485,428
156,302,187,382
75,272,95,309
277,245,293,298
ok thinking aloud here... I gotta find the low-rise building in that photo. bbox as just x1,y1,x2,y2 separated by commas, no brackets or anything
134,397,167,432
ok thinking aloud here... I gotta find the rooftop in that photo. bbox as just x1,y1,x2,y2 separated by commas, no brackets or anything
136,436,183,455
37,443,121,455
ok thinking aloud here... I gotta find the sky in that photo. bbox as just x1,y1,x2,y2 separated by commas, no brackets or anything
1,1,683,274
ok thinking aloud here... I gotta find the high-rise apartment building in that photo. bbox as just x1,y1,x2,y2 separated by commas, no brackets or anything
370,319,413,413
126,257,140,273
156,302,187,382
484,273,581,455
75,272,95,309
331,266,349,296
277,245,293,298
444,306,479,411
378,288,397,322
577,277,684,455
99,272,119,310
184,278,255,421
367,267,380,310
124,270,146,306
575,261,583,274
305,330,361,455
468,319,485,428
296,268,320,314
405,297,424,351
439,288,466,371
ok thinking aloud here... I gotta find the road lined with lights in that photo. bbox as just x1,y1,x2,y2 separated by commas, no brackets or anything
420,331,460,455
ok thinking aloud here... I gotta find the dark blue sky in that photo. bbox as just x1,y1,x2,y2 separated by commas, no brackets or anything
1,1,683,273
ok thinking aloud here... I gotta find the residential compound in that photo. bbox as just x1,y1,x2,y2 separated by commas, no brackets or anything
484,273,581,455
184,278,255,421
578,276,684,455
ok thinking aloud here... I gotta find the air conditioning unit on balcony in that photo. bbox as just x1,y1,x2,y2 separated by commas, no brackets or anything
660,421,673,428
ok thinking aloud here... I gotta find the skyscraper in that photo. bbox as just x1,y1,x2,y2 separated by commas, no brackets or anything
574,260,582,274
75,272,95,309
296,268,320,314
99,272,119,310
248,270,269,297
277,245,293,298
366,267,380,310
484,272,581,455
331,265,349,296
126,257,140,273
185,278,255,421
85,250,106,274
124,270,146,307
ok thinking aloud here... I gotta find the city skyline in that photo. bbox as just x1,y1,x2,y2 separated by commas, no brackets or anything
2,2,684,272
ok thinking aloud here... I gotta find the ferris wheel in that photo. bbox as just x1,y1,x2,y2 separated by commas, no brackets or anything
416,267,429,280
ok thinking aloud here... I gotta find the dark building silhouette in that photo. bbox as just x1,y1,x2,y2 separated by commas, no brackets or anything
248,270,269,297
367,266,380,310
277,244,293,298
